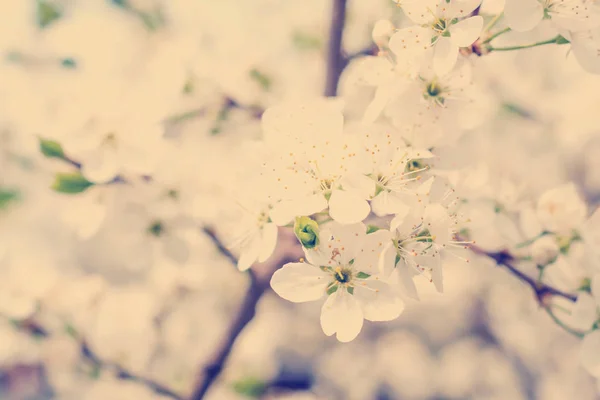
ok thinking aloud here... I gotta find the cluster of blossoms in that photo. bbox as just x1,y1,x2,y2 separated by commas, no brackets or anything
3,0,600,398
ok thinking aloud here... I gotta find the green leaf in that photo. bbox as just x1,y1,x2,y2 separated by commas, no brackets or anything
249,68,272,91
355,272,370,279
39,137,65,159
326,284,339,295
555,35,570,45
231,377,267,398
366,225,380,234
51,172,94,194
37,0,62,29
347,286,354,295
292,31,322,50
0,188,20,209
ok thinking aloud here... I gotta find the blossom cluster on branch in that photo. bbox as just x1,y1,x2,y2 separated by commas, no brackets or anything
2,0,600,398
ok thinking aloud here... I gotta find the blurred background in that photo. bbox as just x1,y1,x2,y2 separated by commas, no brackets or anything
1,0,600,399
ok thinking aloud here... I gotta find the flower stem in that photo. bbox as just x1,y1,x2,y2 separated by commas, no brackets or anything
488,35,566,52
483,27,511,44
483,12,504,33
543,306,585,338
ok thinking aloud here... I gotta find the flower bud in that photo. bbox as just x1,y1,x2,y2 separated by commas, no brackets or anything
372,19,395,47
531,235,559,266
294,216,320,249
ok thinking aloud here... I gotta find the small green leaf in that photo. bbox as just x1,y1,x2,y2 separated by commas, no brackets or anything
292,31,322,50
326,284,339,295
555,35,570,45
0,188,20,209
249,68,272,91
347,286,354,295
51,172,94,194
37,0,62,29
355,272,371,279
232,377,267,398
111,0,129,7
39,137,65,159
366,225,381,234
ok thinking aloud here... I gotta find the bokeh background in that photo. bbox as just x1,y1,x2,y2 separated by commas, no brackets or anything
1,0,600,399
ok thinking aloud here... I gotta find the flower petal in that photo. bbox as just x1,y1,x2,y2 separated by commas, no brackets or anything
449,16,483,47
328,190,371,224
353,229,392,276
320,289,364,342
570,292,598,331
270,262,330,303
258,223,278,262
354,280,405,321
581,330,600,377
433,36,459,77
504,0,544,32
400,0,439,24
237,236,261,271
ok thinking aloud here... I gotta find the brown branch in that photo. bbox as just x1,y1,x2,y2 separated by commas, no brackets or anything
324,0,348,96
468,244,577,303
191,227,302,399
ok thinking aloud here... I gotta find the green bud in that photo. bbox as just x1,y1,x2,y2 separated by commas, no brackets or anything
51,172,94,194
294,216,320,249
39,137,65,159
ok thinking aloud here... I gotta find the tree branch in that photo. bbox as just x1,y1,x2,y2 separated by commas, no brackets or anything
324,0,348,97
468,244,577,303
11,318,185,400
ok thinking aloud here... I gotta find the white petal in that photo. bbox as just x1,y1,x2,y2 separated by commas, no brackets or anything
433,37,459,77
258,223,278,262
400,0,439,24
570,292,598,331
328,190,371,224
449,16,484,47
446,0,483,18
237,237,261,271
570,30,600,75
363,85,393,124
371,191,411,216
162,235,190,265
388,26,433,57
395,263,420,300
270,262,330,303
353,229,392,276
380,242,398,278
347,56,395,86
308,222,366,266
581,330,600,377
320,289,364,342
354,280,405,321
504,0,544,32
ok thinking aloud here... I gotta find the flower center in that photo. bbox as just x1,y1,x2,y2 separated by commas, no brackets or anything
334,267,353,284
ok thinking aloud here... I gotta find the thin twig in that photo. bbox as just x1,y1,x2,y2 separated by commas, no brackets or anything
469,244,577,303
324,0,348,96
10,318,185,400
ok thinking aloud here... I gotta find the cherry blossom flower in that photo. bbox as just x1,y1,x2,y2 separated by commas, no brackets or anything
270,222,404,342
393,0,484,76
